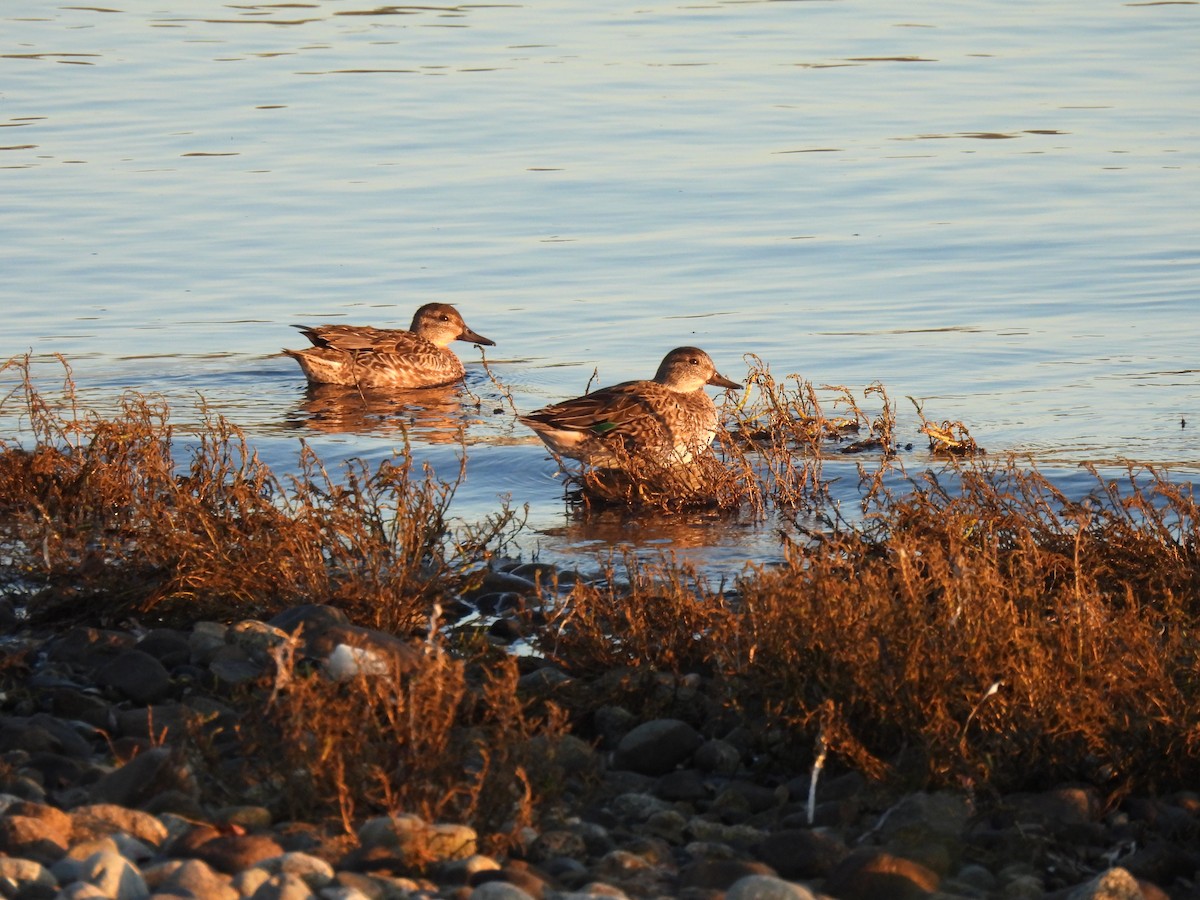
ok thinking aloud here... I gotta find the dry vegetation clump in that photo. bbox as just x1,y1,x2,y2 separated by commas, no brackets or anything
0,356,568,837
231,637,569,845
562,446,763,515
720,358,906,511
0,356,516,633
5,355,1199,811
540,556,738,678
543,459,1200,794
911,396,984,457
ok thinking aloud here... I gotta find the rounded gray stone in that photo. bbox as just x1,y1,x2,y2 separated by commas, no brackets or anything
612,718,703,776
726,874,817,900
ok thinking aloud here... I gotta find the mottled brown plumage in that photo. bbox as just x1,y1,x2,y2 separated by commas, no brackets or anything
521,347,741,467
283,303,494,389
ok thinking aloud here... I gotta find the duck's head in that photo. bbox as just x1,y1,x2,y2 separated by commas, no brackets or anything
653,346,742,393
410,303,495,348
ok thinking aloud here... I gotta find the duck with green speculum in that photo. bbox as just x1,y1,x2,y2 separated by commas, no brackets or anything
284,302,495,389
520,346,742,467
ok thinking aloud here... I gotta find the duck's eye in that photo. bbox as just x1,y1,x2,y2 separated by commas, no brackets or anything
690,358,700,365
440,314,450,321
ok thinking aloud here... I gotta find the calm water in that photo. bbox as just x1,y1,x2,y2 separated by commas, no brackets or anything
3,0,1197,573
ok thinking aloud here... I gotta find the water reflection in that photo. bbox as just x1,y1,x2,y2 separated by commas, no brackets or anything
540,505,763,558
285,382,483,444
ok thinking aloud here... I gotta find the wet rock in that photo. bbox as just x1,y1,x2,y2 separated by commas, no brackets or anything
0,715,69,755
59,885,111,899
188,621,229,665
589,850,653,883
469,859,555,897
190,833,288,875
998,883,1046,900
507,562,561,585
642,809,688,844
612,718,703,776
871,789,972,876
536,856,591,891
213,805,274,831
45,627,135,667
143,858,239,900
714,780,783,818
470,569,539,596
142,788,207,820
22,749,95,799
324,888,381,900
0,766,49,803
685,819,766,850
256,851,336,889
1119,837,1200,885
94,650,172,705
89,746,192,808
77,846,150,899
0,855,58,896
824,847,940,900
570,821,617,859
528,829,589,864
54,836,121,883
951,862,998,894
469,880,538,900
330,870,391,898
268,603,351,637
355,814,477,871
229,619,291,657
0,801,72,865
879,790,973,840
609,791,671,823
591,706,637,750
435,853,503,885
0,816,68,867
133,629,192,668
518,666,572,694
694,738,742,775
207,643,267,687
571,882,631,899
1064,867,1144,900
655,768,710,803
1122,795,1196,837
1006,786,1101,828
245,871,317,899
473,591,526,615
40,685,113,721
678,858,777,891
70,804,169,849
725,874,817,900
113,703,188,742
232,866,273,897
488,615,525,643
269,605,424,676
754,827,848,879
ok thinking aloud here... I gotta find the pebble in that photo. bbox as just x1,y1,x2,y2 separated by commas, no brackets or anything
725,874,817,900
611,718,703,776
0,608,1193,900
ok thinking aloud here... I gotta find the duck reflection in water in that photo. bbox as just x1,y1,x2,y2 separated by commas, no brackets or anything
288,382,475,445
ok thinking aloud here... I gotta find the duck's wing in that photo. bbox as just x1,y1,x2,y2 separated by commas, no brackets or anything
524,381,663,437
293,325,424,354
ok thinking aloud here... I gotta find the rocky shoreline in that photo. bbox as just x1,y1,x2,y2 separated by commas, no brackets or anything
1,591,1197,900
